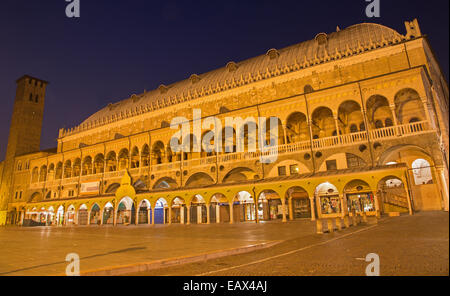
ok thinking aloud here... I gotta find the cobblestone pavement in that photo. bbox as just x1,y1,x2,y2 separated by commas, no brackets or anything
126,211,449,276
0,219,315,276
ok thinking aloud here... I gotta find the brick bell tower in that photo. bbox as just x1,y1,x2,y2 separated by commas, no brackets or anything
0,75,48,225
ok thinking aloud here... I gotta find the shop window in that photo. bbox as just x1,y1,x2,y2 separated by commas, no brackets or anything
290,164,299,175
326,160,337,171
320,196,341,214
278,166,286,176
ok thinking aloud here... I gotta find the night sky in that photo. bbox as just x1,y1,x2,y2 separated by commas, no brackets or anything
0,0,448,160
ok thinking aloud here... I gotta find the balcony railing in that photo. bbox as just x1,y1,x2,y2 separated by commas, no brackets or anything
30,121,433,187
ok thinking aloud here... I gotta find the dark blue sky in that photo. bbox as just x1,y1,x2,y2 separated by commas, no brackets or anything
0,0,448,159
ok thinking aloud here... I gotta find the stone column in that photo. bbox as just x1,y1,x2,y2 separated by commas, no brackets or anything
374,193,381,218
281,199,287,223
147,207,151,225
100,209,104,225
389,104,399,135
403,181,414,216
186,205,191,225
421,99,432,127
206,204,210,224
87,211,91,226
197,206,202,224
113,208,117,226
309,197,316,221
151,207,155,225
168,207,172,225
436,166,449,212
216,204,220,223
135,205,139,225
288,198,294,221
180,206,185,224
229,203,234,224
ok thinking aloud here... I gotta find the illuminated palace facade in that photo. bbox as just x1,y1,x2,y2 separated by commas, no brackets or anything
0,20,448,227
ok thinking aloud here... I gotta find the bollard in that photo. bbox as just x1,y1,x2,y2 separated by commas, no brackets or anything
362,211,368,223
336,217,342,230
344,216,350,228
327,219,334,233
316,219,323,234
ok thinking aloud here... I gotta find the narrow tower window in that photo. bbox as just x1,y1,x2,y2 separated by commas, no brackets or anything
35,95,39,103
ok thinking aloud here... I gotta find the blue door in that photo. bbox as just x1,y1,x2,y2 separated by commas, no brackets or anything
155,207,164,224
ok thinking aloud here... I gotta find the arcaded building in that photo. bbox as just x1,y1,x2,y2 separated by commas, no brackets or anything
0,20,448,227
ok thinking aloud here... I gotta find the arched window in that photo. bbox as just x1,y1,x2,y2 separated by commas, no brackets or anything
35,95,39,103
409,117,420,123
385,118,393,127
412,159,433,185
29,93,33,101
359,122,366,131
350,124,358,133
375,120,384,129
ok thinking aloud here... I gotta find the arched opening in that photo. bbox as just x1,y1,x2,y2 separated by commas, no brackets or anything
116,197,135,225
55,162,63,179
39,165,47,182
338,100,364,134
93,154,105,174
118,149,129,170
138,199,151,224
66,205,76,226
311,107,335,138
56,206,64,225
152,141,165,165
78,204,89,225
286,112,309,144
264,117,285,146
344,179,375,214
412,159,433,185
154,198,168,224
377,176,409,213
141,144,150,167
232,191,255,222
258,190,284,221
190,195,207,224
73,158,81,177
106,151,117,172
315,182,341,216
171,197,186,224
394,88,425,124
90,204,101,225
366,95,394,129
102,202,114,224
182,134,200,160
82,156,93,175
201,130,217,157
223,167,255,183
185,172,214,188
210,193,228,223
130,146,140,168
153,177,178,189
285,186,310,219
105,183,120,194
220,126,237,153
31,167,39,183
64,160,72,178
